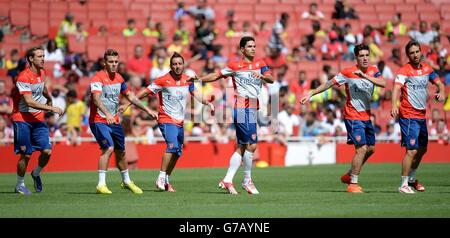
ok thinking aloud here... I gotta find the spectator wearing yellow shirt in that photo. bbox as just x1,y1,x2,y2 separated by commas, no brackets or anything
167,34,184,56
175,20,191,46
364,36,383,64
123,18,137,37
385,13,407,36
65,90,86,145
143,22,163,38
5,48,19,70
55,13,77,50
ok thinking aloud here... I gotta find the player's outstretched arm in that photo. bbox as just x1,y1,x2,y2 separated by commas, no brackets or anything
92,93,116,124
119,88,150,113
354,70,386,87
299,79,335,104
391,83,402,118
22,94,63,116
42,86,53,107
197,72,222,83
123,91,158,119
191,89,215,114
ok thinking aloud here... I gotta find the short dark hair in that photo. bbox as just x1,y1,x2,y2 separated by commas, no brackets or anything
26,46,44,65
353,44,370,57
67,89,77,98
239,36,255,48
104,49,119,60
405,40,421,55
170,52,184,64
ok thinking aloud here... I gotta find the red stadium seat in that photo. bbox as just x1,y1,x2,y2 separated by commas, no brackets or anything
10,9,29,27
87,45,105,61
30,19,49,38
67,35,87,54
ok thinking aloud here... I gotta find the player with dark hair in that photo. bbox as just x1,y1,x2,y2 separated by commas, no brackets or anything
121,52,214,192
301,44,386,193
193,36,274,194
391,40,446,193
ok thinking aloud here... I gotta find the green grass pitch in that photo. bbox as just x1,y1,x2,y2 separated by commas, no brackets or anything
1,163,450,217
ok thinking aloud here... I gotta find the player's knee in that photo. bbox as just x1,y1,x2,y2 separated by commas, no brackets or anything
407,149,418,157
367,146,375,155
42,149,52,157
356,145,368,154
104,147,115,155
419,147,427,154
247,144,257,152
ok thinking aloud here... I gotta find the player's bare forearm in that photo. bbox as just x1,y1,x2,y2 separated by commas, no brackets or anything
42,86,53,105
198,72,221,83
312,80,335,96
366,75,386,88
261,74,274,84
435,80,446,102
123,89,149,109
22,94,53,111
391,84,401,107
92,93,113,117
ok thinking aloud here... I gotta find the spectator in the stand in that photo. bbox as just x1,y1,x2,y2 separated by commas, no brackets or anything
265,47,287,73
387,32,398,44
301,2,325,21
123,18,137,37
290,70,310,101
168,34,184,55
278,104,300,137
357,25,381,46
385,13,407,37
241,21,254,38
5,49,19,70
210,45,228,66
321,108,346,136
428,108,441,129
174,1,189,21
431,22,441,38
343,23,356,61
377,60,394,81
97,25,108,37
65,90,85,145
299,111,324,137
225,20,239,38
332,0,358,20
364,36,383,65
117,62,130,83
430,119,449,143
142,17,156,37
44,40,64,64
255,20,271,38
383,122,399,142
321,30,344,60
188,0,215,20
0,49,5,68
426,39,448,69
389,47,403,67
175,19,191,46
268,12,290,54
126,45,152,84
287,47,301,63
55,12,77,50
0,80,12,126
149,55,170,82
0,117,13,144
408,21,438,45
268,65,288,96
305,45,317,61
75,22,88,41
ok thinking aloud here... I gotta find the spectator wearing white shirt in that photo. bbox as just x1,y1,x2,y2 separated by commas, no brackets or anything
408,21,438,45
278,104,300,136
301,3,325,21
44,39,64,64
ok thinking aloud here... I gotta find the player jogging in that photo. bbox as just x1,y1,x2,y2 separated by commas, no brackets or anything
391,40,446,194
12,46,63,195
122,52,214,192
300,44,386,193
193,36,274,194
90,49,157,195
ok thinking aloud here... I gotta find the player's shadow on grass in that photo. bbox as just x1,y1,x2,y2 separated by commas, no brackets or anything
65,192,102,195
0,191,17,194
316,189,398,193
